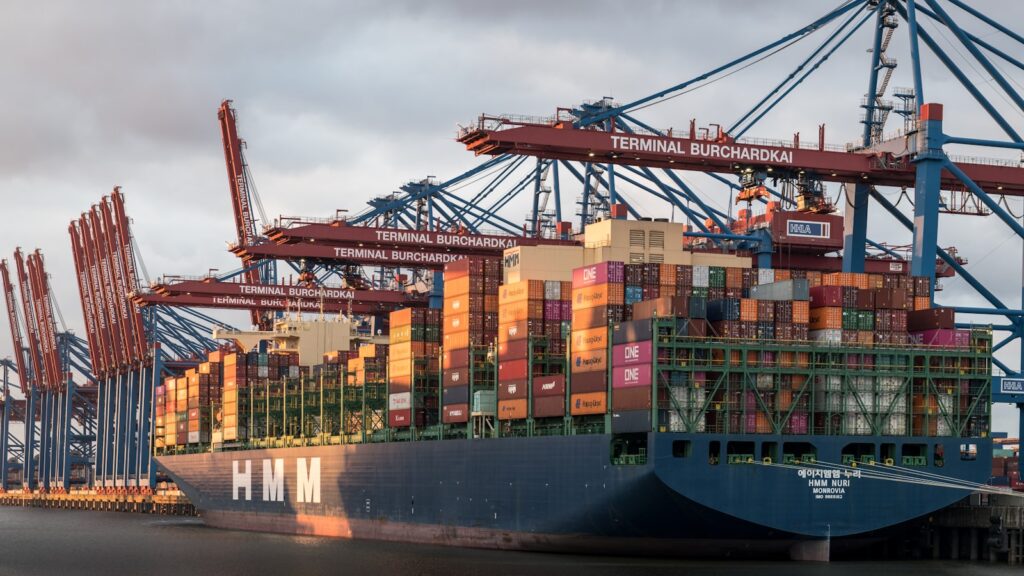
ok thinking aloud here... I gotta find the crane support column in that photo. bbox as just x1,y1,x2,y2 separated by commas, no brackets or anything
843,183,870,272
1,363,9,490
910,103,945,287
844,3,887,273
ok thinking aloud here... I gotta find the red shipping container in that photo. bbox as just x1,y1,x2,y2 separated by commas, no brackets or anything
389,409,412,428
907,307,955,332
498,338,531,360
612,341,652,367
612,386,652,411
571,371,607,393
612,364,652,389
498,359,529,381
532,374,566,397
909,329,969,348
498,379,529,400
809,286,844,308
533,395,565,418
443,348,470,369
443,368,468,388
442,403,469,424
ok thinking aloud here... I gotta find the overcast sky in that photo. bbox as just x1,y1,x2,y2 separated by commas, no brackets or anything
2,0,1024,432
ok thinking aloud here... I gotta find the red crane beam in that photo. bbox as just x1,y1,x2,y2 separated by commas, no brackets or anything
26,252,61,391
237,242,481,270
458,119,1024,195
69,222,106,378
111,189,148,361
0,260,30,395
13,250,44,393
263,222,578,251
77,215,117,377
87,208,127,371
148,278,422,304
219,100,266,328
133,293,415,315
100,194,143,366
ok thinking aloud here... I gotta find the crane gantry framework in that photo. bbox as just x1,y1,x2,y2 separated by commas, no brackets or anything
66,189,226,491
0,250,95,493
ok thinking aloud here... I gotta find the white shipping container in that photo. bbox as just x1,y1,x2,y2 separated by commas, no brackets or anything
815,375,843,391
257,366,269,378
883,414,908,435
852,377,873,392
544,280,562,300
187,431,200,444
844,413,872,435
289,365,300,379
810,329,843,344
692,265,710,288
756,374,774,390
814,392,843,412
878,377,904,393
757,268,775,285
389,392,411,411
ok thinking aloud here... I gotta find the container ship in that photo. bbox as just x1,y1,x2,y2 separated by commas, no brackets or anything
155,217,994,561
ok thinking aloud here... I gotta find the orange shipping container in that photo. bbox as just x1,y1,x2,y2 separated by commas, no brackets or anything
913,297,931,311
726,267,743,289
774,269,792,282
444,276,472,298
570,392,607,416
739,299,759,322
499,299,545,323
572,284,624,309
809,307,843,330
442,331,471,350
571,348,607,373
792,300,810,324
805,271,822,287
572,326,608,353
389,307,414,327
497,399,528,420
499,280,545,305
857,331,874,346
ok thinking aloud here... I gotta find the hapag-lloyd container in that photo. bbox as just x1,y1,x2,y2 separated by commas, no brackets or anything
572,261,625,288
612,364,653,389
571,348,607,373
909,328,969,348
612,341,652,367
570,392,607,415
573,326,608,352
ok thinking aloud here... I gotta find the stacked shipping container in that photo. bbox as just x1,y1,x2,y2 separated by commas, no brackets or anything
442,257,500,425
388,308,441,429
496,279,571,423
570,262,624,417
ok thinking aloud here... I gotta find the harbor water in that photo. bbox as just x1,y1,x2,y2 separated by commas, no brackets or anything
0,508,1019,576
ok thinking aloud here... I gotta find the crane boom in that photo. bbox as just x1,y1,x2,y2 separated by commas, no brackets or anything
219,99,268,327
0,260,30,394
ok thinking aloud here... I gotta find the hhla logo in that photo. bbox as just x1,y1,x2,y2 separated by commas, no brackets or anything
231,458,321,503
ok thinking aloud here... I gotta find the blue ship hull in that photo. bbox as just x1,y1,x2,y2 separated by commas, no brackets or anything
156,433,991,559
